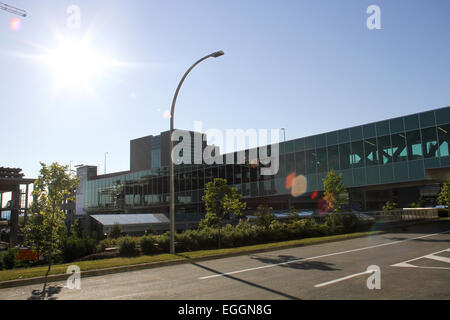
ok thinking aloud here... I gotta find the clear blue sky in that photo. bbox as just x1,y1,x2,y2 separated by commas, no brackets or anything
1,0,450,180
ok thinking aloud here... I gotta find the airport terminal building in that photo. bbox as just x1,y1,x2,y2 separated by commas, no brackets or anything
76,106,450,232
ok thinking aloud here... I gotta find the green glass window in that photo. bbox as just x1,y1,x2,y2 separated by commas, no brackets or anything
390,118,404,134
339,143,351,170
419,111,436,128
316,147,328,173
327,131,338,145
350,141,365,168
405,115,420,131
363,123,376,138
234,165,242,184
338,129,350,144
305,136,315,150
226,165,233,184
305,149,317,174
327,145,339,170
406,130,423,160
350,126,363,142
376,121,390,136
391,133,407,162
437,124,450,157
436,107,450,125
421,127,438,159
294,138,305,152
364,138,378,166
315,134,327,148
377,135,393,165
286,153,295,175
295,151,306,175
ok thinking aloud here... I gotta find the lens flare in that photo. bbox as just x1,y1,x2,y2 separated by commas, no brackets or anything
9,18,21,31
311,190,318,199
286,173,307,197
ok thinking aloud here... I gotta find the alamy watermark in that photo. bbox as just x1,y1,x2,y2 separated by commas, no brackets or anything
66,265,81,290
171,121,280,175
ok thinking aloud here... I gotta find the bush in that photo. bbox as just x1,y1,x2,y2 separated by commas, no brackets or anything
140,235,157,255
118,236,139,257
62,236,97,262
145,226,156,235
157,232,171,253
109,223,122,239
3,247,17,269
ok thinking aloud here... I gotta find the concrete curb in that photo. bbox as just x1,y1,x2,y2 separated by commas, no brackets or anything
0,218,445,289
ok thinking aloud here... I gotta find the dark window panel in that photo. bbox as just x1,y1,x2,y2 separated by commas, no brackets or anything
295,151,306,175
316,147,328,173
305,149,317,174
364,138,378,166
351,141,365,168
338,143,351,170
390,117,405,134
419,111,436,128
406,130,423,160
327,145,340,170
405,114,420,131
350,126,363,142
391,133,408,162
437,124,450,157
377,135,393,165
421,127,439,159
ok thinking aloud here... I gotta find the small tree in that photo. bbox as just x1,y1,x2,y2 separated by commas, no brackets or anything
254,204,276,230
438,182,450,207
200,178,246,248
322,169,347,213
109,223,122,239
24,162,78,298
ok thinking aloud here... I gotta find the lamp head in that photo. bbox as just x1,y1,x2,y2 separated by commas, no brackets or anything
211,50,224,58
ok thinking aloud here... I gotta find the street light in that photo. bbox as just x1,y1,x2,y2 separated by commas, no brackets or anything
169,50,224,254
104,152,108,175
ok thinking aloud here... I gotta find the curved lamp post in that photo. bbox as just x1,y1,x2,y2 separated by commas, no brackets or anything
169,50,224,254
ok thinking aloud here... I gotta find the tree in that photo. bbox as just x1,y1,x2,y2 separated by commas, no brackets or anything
322,169,347,212
254,204,276,229
438,182,450,207
24,162,79,298
200,178,246,248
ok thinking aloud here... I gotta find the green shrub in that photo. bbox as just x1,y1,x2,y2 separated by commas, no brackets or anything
109,223,122,239
140,235,157,255
157,232,171,252
118,236,139,257
62,236,97,262
3,247,17,269
145,226,156,235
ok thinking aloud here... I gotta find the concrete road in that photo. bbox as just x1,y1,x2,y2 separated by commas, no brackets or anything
0,221,449,300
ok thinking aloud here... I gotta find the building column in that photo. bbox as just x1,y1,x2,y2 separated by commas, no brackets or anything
10,185,20,245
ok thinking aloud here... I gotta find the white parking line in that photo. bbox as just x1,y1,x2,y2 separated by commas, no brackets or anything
198,230,450,280
314,270,374,288
391,248,450,269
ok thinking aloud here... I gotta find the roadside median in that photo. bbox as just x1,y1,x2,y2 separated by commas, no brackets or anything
0,230,381,288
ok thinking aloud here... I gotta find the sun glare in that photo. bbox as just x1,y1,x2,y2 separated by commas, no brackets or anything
46,39,101,93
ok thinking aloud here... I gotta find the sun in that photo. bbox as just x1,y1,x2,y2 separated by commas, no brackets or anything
45,38,103,94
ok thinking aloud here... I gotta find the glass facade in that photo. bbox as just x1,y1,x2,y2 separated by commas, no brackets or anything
84,107,450,212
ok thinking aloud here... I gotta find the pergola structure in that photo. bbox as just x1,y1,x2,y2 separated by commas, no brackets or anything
0,167,35,244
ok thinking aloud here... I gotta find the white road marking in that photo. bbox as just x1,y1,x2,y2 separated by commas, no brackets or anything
199,230,450,280
314,269,374,288
391,248,450,269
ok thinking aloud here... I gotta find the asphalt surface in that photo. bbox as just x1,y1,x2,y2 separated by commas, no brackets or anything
0,221,449,300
